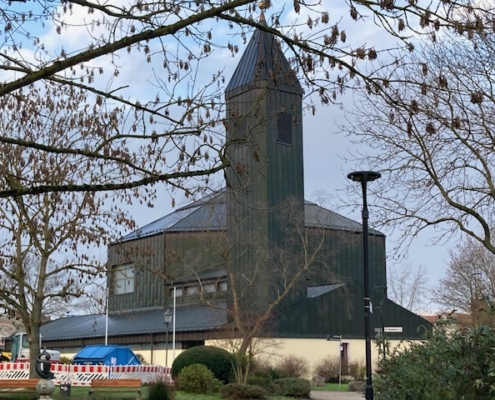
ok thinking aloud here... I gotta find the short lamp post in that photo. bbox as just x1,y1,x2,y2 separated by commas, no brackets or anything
347,170,381,400
163,309,173,367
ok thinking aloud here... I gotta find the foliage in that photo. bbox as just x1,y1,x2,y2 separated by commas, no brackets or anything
136,353,149,365
347,361,365,381
252,362,286,380
375,325,495,399
219,383,267,400
171,346,235,384
271,377,311,398
275,355,309,378
177,363,222,394
59,356,72,365
313,356,340,383
246,375,272,390
147,380,175,400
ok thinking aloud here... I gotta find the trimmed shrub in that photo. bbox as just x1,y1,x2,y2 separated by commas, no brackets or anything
271,377,311,398
177,363,222,394
171,345,235,384
275,355,309,378
147,380,175,400
220,383,267,399
313,356,340,383
247,375,272,390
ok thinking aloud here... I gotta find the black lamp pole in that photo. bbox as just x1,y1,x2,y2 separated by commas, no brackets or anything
347,170,381,400
163,309,172,367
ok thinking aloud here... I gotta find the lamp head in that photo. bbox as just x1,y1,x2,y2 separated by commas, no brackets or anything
163,309,172,324
347,171,381,183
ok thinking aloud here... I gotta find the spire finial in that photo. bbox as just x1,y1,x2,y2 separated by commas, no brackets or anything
258,0,270,23
258,0,271,11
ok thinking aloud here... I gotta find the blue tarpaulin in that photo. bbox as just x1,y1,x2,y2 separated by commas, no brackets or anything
72,345,141,365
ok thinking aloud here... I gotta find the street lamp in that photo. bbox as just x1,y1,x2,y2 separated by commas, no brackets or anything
163,309,173,367
347,170,381,400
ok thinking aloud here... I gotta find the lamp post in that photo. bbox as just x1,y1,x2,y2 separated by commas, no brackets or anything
163,309,172,367
347,170,381,400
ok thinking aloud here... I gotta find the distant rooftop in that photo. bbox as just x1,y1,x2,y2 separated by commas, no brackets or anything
121,190,382,242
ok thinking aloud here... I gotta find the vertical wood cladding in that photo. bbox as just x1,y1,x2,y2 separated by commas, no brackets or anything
108,234,166,312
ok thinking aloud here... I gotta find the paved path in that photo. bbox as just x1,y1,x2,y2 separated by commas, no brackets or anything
310,391,364,400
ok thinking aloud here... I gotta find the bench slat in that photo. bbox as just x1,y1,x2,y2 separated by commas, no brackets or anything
0,379,39,392
89,378,142,396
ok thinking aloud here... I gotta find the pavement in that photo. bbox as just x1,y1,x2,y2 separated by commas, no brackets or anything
310,391,365,400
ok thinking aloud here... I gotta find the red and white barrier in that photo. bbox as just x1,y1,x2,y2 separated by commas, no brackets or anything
0,363,172,386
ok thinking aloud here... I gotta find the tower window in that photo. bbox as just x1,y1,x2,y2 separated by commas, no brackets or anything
232,118,247,146
277,112,292,145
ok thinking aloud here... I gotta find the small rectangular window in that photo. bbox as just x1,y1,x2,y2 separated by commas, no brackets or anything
113,264,134,294
202,283,216,293
185,286,198,296
217,281,228,292
170,287,183,297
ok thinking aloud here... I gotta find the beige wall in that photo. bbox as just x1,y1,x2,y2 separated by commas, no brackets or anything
61,337,415,371
207,337,413,376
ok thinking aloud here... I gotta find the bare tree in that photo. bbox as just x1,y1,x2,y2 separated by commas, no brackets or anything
433,236,495,326
387,263,429,313
0,0,490,197
340,10,495,257
0,84,133,377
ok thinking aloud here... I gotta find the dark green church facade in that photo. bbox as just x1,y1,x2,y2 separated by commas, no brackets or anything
40,15,429,359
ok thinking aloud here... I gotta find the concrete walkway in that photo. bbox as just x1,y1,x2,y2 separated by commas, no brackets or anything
310,391,364,400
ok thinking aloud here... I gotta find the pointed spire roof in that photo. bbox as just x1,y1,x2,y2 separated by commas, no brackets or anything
225,16,302,94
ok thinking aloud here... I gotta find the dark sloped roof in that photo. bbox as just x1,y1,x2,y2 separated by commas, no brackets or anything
225,19,302,93
40,303,227,341
120,190,383,242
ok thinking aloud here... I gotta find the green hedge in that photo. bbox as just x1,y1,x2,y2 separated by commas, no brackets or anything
171,346,235,384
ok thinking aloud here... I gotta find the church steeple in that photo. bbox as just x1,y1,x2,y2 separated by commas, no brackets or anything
225,14,302,95
225,14,304,314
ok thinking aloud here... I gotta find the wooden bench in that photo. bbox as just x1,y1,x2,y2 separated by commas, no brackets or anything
0,379,39,393
89,379,142,397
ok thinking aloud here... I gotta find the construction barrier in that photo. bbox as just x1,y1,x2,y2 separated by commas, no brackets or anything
0,363,172,386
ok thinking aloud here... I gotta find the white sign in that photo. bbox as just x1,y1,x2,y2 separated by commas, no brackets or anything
384,327,403,333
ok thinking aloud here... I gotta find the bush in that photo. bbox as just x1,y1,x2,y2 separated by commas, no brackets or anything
348,360,365,381
275,355,309,378
220,383,267,399
271,377,311,398
177,363,222,394
147,380,174,400
171,346,235,384
246,375,272,390
251,361,287,381
375,325,495,399
313,356,340,383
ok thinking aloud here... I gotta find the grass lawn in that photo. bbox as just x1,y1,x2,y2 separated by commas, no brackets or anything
311,383,349,392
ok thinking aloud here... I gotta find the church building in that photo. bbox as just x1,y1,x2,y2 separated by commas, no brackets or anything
41,13,430,370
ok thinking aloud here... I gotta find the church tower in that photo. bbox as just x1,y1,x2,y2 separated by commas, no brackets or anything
225,12,305,315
